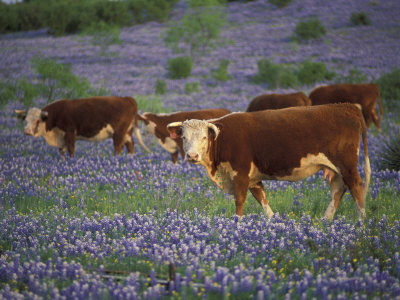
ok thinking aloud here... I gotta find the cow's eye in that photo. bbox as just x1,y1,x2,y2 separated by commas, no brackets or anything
182,136,186,140
202,136,207,140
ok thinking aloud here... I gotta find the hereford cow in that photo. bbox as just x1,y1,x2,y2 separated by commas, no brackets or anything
15,96,151,157
138,108,230,163
246,92,311,112
309,83,383,131
167,104,371,219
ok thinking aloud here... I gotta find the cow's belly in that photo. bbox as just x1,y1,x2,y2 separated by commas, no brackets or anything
158,137,178,153
77,124,114,142
249,153,340,184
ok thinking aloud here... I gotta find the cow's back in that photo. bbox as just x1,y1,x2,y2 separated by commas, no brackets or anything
212,104,364,177
309,84,378,105
246,92,310,111
43,96,136,137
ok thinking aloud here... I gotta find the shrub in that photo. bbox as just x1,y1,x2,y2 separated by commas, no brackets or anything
378,135,400,171
164,0,227,59
268,0,292,8
167,56,193,79
350,12,371,26
128,0,179,23
337,68,368,84
253,59,298,88
297,61,336,85
211,59,232,81
377,69,400,101
294,17,326,42
185,82,200,94
155,79,168,95
81,21,122,54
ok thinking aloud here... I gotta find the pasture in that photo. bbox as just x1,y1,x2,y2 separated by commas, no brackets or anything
1,0,400,299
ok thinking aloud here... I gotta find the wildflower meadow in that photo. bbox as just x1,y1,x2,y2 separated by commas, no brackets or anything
1,0,400,299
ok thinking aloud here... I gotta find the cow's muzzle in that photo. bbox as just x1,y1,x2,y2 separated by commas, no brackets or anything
24,129,33,136
186,152,199,163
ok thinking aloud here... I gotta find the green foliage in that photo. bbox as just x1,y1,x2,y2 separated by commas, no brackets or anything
297,61,336,85
155,79,168,95
252,59,298,88
32,56,93,102
127,0,179,23
268,0,292,9
80,21,121,54
377,69,400,101
210,59,232,81
350,12,371,26
337,68,369,84
164,0,227,59
135,95,168,113
167,56,193,79
0,0,178,36
378,135,400,171
185,82,200,94
294,17,326,42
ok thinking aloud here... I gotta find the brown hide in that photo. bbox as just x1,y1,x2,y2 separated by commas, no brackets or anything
140,108,230,163
246,92,311,112
309,83,383,130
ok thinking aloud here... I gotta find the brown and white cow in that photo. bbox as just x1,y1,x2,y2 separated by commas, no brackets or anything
246,92,311,112
167,104,371,219
15,96,151,157
309,83,383,131
138,108,230,163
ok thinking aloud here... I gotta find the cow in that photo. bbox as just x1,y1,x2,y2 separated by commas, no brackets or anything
15,96,151,157
309,83,383,131
167,103,371,220
138,108,231,163
246,92,311,112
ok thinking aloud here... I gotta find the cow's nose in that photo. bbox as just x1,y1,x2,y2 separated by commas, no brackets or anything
186,152,199,161
24,128,32,135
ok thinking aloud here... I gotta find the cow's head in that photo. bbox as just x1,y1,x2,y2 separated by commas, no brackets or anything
15,108,48,137
167,119,220,163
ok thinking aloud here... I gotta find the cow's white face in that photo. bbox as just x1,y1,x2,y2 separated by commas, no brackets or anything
22,108,48,137
167,119,219,164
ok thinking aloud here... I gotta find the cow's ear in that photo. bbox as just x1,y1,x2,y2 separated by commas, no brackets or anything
208,123,221,140
167,122,183,139
40,110,48,121
15,109,27,120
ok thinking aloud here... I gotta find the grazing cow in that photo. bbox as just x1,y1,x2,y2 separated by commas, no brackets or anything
309,83,383,131
167,104,371,219
246,92,311,112
138,108,230,163
15,96,151,157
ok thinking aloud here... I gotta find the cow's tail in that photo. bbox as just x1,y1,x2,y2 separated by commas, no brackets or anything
361,117,371,200
134,115,151,153
377,88,384,121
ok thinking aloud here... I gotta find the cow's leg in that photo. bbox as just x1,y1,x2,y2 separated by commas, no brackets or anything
324,173,347,219
371,109,381,131
113,133,125,155
124,130,134,155
59,148,67,157
249,181,274,218
64,131,76,157
233,175,249,217
342,170,366,219
171,151,179,164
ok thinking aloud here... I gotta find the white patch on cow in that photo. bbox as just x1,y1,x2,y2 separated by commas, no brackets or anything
77,124,114,142
159,137,178,154
42,126,66,148
248,162,265,188
324,201,336,220
275,153,339,181
201,161,237,194
262,204,274,218
144,120,157,136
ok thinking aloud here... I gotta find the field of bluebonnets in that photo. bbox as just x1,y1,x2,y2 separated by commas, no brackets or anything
1,0,400,299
